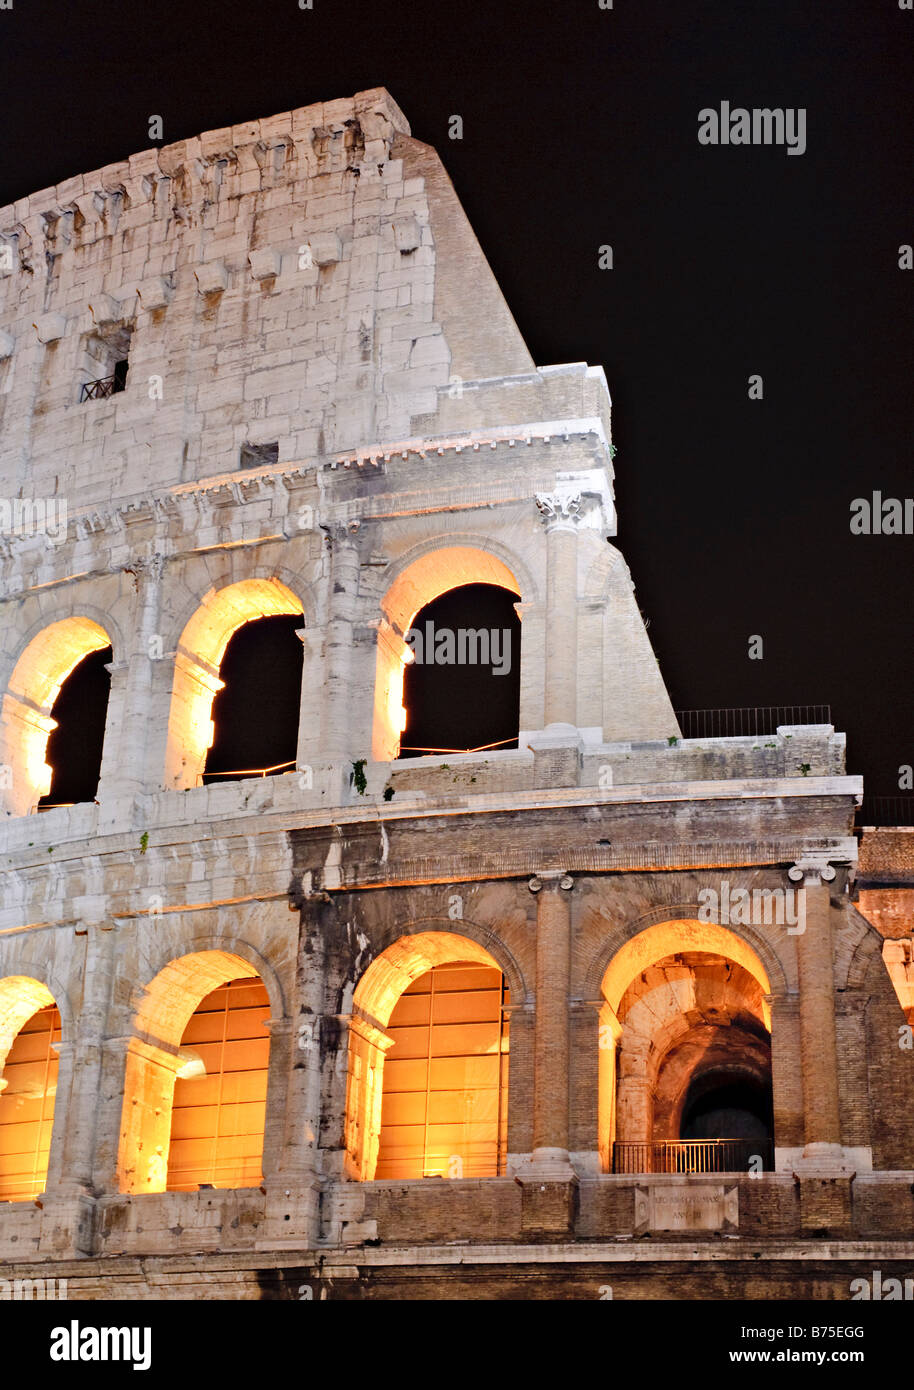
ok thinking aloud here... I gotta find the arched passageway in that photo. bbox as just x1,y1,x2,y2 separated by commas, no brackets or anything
347,932,511,1181
202,615,303,783
117,949,272,1193
0,978,61,1201
167,976,271,1190
1,616,113,815
38,645,112,808
599,921,774,1174
399,583,521,757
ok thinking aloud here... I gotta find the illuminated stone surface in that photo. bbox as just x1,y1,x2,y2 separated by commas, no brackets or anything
0,89,911,1299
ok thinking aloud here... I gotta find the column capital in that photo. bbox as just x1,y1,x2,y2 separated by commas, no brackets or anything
320,519,361,546
535,491,585,533
535,469,615,535
788,861,836,885
528,871,574,892
786,838,857,884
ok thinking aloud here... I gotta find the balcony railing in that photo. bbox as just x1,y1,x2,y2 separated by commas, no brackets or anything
612,1139,774,1174
199,759,297,786
673,706,831,739
857,796,914,827
79,371,125,402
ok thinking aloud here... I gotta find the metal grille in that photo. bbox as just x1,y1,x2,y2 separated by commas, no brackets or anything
376,962,510,1180
167,978,269,1192
673,706,832,739
79,371,125,402
0,1004,61,1201
199,758,296,785
857,796,914,827
612,1138,774,1174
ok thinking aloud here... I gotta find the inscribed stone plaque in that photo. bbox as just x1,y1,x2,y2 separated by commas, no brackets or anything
634,1184,738,1233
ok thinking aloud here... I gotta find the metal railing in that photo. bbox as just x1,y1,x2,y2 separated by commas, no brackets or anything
673,706,832,740
399,736,518,755
612,1138,773,1174
857,796,914,827
79,372,125,402
199,759,297,786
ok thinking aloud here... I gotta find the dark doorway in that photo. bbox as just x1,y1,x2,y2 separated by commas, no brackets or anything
203,615,303,783
38,646,112,808
681,1075,774,1144
400,583,521,758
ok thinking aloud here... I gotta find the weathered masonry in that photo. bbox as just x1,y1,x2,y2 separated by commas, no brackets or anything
0,89,912,1300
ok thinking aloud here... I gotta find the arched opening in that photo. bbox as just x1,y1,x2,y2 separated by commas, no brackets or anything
0,977,60,1202
376,961,510,1178
598,921,774,1174
347,931,510,1181
373,547,523,761
38,646,112,808
117,949,271,1193
399,584,521,757
1,616,113,815
202,616,303,783
680,1073,773,1143
166,977,270,1191
165,578,304,790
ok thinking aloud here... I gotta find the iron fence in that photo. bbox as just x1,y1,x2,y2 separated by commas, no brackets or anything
673,706,832,739
79,372,124,402
857,796,914,827
612,1138,774,1174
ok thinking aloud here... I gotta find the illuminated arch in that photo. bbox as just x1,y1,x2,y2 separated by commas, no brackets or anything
0,976,61,1201
347,931,509,1180
616,954,772,1150
601,919,772,1014
117,948,274,1194
373,545,524,760
597,920,772,1172
164,577,304,790
1,616,113,815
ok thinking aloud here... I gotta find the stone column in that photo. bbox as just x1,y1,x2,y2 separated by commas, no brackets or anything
766,992,804,1163
97,553,165,816
789,866,843,1154
788,861,856,1235
319,520,361,763
534,494,581,728
519,871,577,1235
266,906,326,1182
529,871,575,1172
46,923,116,1196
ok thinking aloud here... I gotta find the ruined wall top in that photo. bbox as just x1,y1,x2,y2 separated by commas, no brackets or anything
0,88,590,513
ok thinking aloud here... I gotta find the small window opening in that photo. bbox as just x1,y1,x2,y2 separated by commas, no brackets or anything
79,324,132,402
239,441,279,470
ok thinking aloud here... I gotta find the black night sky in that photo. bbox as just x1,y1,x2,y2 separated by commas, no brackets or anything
2,0,912,796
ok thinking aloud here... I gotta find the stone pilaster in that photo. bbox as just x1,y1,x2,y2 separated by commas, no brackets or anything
319,521,361,763
518,871,577,1235
46,923,116,1198
97,553,165,816
534,493,581,729
789,858,856,1232
530,871,574,1162
789,866,843,1156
